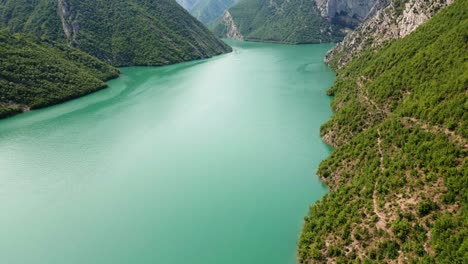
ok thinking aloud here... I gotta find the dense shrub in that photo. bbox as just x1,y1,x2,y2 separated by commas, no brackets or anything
0,31,119,118
0,0,231,66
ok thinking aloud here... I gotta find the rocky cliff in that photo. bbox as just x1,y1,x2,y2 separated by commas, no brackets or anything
326,0,453,69
219,11,244,40
315,0,378,28
176,0,201,11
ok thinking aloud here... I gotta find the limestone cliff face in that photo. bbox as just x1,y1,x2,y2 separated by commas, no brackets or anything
221,11,244,40
315,0,378,27
326,0,452,69
58,0,79,44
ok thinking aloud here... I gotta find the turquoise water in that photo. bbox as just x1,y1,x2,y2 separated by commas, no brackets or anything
0,40,334,264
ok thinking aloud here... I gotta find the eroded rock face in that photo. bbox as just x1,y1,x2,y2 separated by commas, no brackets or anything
326,0,452,69
58,0,79,44
221,11,243,40
315,0,378,27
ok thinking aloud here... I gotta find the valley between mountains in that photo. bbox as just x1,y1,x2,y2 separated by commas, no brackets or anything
0,0,466,263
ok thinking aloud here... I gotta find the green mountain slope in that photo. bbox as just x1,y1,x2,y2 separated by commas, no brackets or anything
299,0,467,262
0,31,119,119
212,0,343,44
0,0,231,66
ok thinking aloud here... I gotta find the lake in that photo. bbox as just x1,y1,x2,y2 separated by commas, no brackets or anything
0,40,335,264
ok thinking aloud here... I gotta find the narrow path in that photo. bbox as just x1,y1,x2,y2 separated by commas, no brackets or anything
373,129,390,234
356,77,391,116
376,129,385,173
355,76,390,233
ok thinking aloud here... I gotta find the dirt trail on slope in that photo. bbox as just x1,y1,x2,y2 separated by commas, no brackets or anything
373,129,391,234
402,117,467,148
356,77,391,117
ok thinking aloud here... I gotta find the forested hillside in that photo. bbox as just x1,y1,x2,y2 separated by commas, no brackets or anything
0,0,231,66
212,0,344,44
299,0,467,262
0,31,119,119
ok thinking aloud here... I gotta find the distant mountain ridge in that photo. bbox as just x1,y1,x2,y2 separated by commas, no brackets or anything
315,0,379,28
211,0,385,44
177,0,239,25
0,0,231,66
212,0,344,44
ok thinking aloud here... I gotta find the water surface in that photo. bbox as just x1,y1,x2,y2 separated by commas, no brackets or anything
0,40,335,264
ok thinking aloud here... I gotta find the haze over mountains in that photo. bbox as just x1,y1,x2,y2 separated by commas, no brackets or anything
326,0,453,68
177,0,239,25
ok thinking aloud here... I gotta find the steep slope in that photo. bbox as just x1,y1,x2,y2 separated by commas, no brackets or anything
315,0,379,28
0,0,231,66
177,0,239,25
212,0,344,44
326,0,451,69
299,0,466,262
0,31,119,119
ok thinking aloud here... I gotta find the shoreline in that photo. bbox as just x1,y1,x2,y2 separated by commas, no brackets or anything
0,49,233,121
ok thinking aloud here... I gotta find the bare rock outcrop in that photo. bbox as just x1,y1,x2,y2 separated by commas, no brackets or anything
325,0,452,69
315,0,379,27
221,11,244,40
